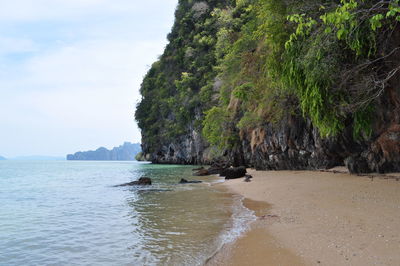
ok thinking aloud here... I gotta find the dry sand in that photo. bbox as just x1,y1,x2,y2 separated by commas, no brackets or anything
207,169,400,266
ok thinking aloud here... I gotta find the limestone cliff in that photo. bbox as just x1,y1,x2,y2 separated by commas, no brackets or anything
135,0,400,173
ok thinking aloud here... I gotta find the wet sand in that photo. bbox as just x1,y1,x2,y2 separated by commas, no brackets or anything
208,169,400,266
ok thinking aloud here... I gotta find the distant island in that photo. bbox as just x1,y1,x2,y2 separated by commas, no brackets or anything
67,142,141,161
0,156,6,160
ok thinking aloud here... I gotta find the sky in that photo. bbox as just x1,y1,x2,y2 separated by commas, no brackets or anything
0,0,178,157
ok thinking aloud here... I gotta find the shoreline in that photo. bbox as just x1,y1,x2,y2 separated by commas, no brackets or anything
208,169,400,265
206,196,305,266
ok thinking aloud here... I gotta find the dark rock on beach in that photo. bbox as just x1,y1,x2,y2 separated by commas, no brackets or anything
193,161,230,176
224,166,247,179
208,161,229,174
244,174,253,182
115,177,152,186
192,163,247,179
207,167,222,175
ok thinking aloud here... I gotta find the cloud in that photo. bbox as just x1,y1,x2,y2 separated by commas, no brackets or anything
19,39,162,92
0,37,37,56
0,0,178,156
0,0,177,22
13,39,164,121
0,38,165,154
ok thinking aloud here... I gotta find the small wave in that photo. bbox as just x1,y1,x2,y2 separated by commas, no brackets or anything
208,176,226,186
221,195,257,243
205,195,257,264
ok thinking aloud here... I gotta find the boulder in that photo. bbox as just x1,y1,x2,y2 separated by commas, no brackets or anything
115,177,152,186
207,166,225,175
179,178,202,184
193,168,210,176
219,168,230,177
224,166,247,179
192,161,231,176
344,156,370,174
244,174,253,182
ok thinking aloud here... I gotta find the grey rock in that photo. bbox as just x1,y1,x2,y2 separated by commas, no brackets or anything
344,156,371,174
193,169,210,176
115,177,152,186
141,93,400,174
179,178,202,184
224,166,247,180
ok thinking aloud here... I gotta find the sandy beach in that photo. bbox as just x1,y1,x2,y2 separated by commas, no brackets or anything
208,169,400,266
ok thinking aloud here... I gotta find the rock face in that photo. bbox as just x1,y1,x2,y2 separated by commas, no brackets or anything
142,124,207,165
143,109,400,174
345,124,400,174
239,114,349,171
145,112,351,170
136,1,400,174
67,142,141,161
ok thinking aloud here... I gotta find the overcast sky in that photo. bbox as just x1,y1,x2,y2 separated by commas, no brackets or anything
0,0,178,157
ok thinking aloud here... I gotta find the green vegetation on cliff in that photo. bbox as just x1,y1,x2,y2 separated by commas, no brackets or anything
136,0,400,157
136,0,234,152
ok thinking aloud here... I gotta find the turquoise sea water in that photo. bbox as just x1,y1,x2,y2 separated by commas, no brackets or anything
0,161,255,265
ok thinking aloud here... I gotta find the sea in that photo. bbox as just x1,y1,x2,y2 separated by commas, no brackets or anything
0,160,255,266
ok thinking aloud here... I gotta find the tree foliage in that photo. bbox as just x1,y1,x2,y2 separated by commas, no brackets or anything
136,0,400,154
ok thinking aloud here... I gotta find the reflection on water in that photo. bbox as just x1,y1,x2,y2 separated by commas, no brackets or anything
121,164,237,265
128,187,234,264
0,161,255,266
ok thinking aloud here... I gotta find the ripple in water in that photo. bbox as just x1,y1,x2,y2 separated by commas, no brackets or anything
0,161,255,265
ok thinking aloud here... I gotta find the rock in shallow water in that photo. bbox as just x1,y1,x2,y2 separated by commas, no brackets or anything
115,177,152,186
179,178,202,184
192,167,204,171
193,169,210,176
